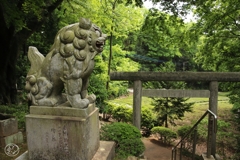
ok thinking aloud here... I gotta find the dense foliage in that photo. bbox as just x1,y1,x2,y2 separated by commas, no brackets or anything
100,122,145,158
194,118,235,159
0,104,28,129
103,101,156,129
142,62,194,128
151,126,177,144
0,0,64,104
231,104,240,159
152,97,193,127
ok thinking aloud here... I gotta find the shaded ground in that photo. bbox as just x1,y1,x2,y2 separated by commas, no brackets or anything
0,135,192,160
142,136,190,160
0,130,27,160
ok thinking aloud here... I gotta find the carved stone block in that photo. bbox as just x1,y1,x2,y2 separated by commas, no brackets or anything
0,131,23,147
0,114,18,137
26,104,99,160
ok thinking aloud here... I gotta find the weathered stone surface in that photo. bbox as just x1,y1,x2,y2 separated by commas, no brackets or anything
202,153,215,160
215,154,222,160
30,103,95,118
26,105,99,160
16,141,116,160
15,151,29,160
0,114,18,137
127,156,138,160
142,89,210,98
110,71,240,82
92,141,115,160
0,131,23,147
133,80,142,130
25,18,107,109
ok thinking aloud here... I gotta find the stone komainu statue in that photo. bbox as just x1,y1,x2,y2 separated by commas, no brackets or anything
25,18,107,109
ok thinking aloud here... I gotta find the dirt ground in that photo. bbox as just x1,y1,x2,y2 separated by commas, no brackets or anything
0,137,191,160
142,136,190,160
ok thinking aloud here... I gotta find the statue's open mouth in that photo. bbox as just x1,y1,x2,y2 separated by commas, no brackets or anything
96,41,104,49
96,38,105,51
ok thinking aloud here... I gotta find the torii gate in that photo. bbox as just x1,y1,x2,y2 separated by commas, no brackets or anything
110,71,240,158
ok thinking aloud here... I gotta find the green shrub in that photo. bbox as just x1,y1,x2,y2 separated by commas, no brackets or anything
0,104,28,129
117,138,145,158
100,122,145,158
141,107,156,129
177,125,200,151
181,148,202,160
102,102,115,120
112,105,132,122
196,118,208,140
177,125,199,139
177,125,192,138
151,126,177,144
108,81,128,99
103,102,132,122
195,118,235,159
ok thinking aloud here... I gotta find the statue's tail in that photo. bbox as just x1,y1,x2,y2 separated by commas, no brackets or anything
27,46,45,76
25,47,45,102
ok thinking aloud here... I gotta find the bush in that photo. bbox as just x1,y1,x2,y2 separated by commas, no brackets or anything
0,104,28,129
151,126,177,144
194,118,235,159
103,102,132,122
177,125,200,151
196,118,208,140
177,125,199,139
112,105,132,122
177,125,192,138
101,102,115,120
108,81,128,99
100,122,145,158
141,107,156,129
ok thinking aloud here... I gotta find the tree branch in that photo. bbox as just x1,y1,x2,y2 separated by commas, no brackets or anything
18,0,64,41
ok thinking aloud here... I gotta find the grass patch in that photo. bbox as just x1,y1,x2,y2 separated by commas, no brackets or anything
107,95,154,108
109,92,233,126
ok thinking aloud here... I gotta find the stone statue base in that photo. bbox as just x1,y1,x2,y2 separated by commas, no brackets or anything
16,141,115,160
15,104,115,160
16,104,115,160
26,104,99,160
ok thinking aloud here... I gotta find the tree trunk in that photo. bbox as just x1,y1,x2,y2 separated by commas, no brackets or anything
0,7,19,104
164,98,169,128
164,114,168,128
106,32,113,90
0,0,63,105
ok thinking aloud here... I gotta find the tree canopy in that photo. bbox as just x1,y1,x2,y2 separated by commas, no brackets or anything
0,0,65,104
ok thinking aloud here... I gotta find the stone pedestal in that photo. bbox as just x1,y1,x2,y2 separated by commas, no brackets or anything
16,141,116,160
0,113,23,147
26,104,99,160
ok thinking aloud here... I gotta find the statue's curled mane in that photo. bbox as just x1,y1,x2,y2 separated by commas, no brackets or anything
25,18,107,109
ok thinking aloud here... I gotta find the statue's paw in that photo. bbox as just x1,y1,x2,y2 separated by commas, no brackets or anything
87,94,96,103
63,71,72,80
67,95,89,109
81,99,90,108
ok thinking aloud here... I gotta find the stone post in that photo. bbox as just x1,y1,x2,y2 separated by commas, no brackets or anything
133,80,142,130
209,81,218,157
